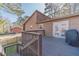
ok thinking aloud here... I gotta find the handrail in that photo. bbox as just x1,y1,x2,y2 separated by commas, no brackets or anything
23,29,45,36
22,32,41,35
3,43,18,48
26,29,45,32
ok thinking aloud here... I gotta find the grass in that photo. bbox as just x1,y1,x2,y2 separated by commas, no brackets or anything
5,45,17,56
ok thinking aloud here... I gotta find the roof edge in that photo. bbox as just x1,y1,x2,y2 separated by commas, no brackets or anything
37,13,79,24
23,10,51,25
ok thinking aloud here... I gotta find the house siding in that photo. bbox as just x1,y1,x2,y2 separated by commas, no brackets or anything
69,16,79,31
24,12,38,31
41,22,52,36
40,16,79,37
23,10,79,37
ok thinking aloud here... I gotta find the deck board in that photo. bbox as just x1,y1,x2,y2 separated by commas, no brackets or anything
42,37,79,56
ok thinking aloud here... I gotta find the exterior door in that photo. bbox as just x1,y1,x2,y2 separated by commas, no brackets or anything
53,20,69,38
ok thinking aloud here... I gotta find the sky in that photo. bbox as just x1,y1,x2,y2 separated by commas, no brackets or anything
0,3,45,23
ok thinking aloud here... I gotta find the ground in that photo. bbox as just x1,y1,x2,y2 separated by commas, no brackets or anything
42,37,79,56
5,45,16,56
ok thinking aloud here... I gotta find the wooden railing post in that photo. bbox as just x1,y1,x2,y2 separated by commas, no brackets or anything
38,34,42,56
17,32,42,56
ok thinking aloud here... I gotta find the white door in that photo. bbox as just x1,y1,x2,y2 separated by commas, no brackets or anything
53,20,69,38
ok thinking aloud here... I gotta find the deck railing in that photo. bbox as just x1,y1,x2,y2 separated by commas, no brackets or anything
26,29,45,36
2,31,42,56
17,32,42,56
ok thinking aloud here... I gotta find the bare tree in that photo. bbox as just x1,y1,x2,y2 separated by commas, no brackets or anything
44,3,79,18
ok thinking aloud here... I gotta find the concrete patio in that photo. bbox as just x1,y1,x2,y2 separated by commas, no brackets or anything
42,37,79,56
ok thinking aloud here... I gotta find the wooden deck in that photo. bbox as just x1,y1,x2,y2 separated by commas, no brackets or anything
42,37,79,56
2,36,79,56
